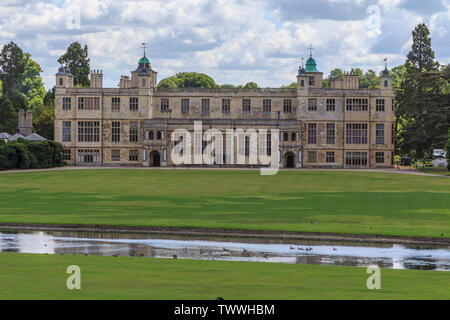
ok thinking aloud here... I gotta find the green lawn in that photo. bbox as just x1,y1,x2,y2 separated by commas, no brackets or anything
0,169,449,238
0,252,448,300
418,167,450,176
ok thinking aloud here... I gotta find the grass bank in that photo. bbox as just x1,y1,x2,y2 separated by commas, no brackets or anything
0,252,448,300
0,169,449,238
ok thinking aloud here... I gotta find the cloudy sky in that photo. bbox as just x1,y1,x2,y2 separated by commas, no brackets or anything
0,0,449,89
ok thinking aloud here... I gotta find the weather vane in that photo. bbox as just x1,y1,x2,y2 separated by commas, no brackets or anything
142,42,148,57
308,44,314,58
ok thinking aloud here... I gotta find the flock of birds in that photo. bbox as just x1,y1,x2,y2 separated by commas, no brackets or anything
53,244,339,258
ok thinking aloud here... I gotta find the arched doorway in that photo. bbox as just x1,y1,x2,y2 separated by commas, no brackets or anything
285,152,295,168
150,151,161,167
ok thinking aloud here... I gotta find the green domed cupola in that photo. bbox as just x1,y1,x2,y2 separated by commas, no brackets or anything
305,57,318,73
305,44,318,73
135,43,151,74
139,56,150,65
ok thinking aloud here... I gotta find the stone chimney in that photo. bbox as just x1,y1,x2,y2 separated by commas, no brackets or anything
90,70,103,88
17,110,33,136
119,75,131,88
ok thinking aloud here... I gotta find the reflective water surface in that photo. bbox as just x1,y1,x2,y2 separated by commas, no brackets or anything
1,230,449,271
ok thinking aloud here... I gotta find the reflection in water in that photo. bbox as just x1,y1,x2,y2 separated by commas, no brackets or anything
0,230,449,271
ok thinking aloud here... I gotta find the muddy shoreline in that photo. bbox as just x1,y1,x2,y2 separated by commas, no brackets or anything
0,222,448,246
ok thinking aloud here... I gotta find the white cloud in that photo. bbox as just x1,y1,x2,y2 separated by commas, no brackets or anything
0,0,448,89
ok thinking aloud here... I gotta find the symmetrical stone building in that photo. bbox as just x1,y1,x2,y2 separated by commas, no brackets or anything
54,50,395,168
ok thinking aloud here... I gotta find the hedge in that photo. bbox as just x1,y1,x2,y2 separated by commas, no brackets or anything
0,139,65,170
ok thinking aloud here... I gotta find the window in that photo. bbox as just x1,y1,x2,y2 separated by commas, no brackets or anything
181,99,189,114
62,97,71,110
130,97,139,111
129,150,138,161
384,80,389,88
308,98,317,111
63,149,71,161
326,152,335,163
78,97,100,110
283,132,289,141
263,99,271,114
326,123,335,144
266,133,272,156
301,80,305,87
111,121,120,143
376,99,385,112
376,124,385,145
112,97,120,112
156,131,162,140
130,122,138,142
346,123,368,144
59,78,63,86
142,79,146,86
308,151,317,163
392,124,395,145
244,136,250,157
242,99,251,114
148,131,154,140
326,99,335,112
111,150,120,161
62,121,71,142
77,149,100,163
283,99,292,113
201,99,210,115
291,132,296,141
308,123,317,144
78,121,100,142
222,99,230,114
160,99,169,112
346,98,368,111
345,152,368,166
309,76,315,86
376,152,385,164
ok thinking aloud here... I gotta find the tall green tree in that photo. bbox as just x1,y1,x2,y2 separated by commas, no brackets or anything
0,41,25,95
406,23,439,72
20,53,46,109
396,24,449,161
0,97,17,133
33,88,55,140
58,42,90,87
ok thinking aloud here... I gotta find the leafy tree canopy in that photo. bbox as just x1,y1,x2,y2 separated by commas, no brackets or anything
58,42,90,87
0,41,25,95
0,96,17,133
406,23,439,72
242,82,259,89
158,72,218,88
20,53,46,109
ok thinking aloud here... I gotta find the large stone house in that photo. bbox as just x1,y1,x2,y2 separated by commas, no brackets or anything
54,49,395,169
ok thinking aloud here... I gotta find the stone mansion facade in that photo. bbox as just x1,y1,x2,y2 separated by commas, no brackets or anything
54,51,395,169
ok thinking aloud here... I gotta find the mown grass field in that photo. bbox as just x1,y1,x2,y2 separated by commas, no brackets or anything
0,252,448,300
418,167,450,176
0,169,449,238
